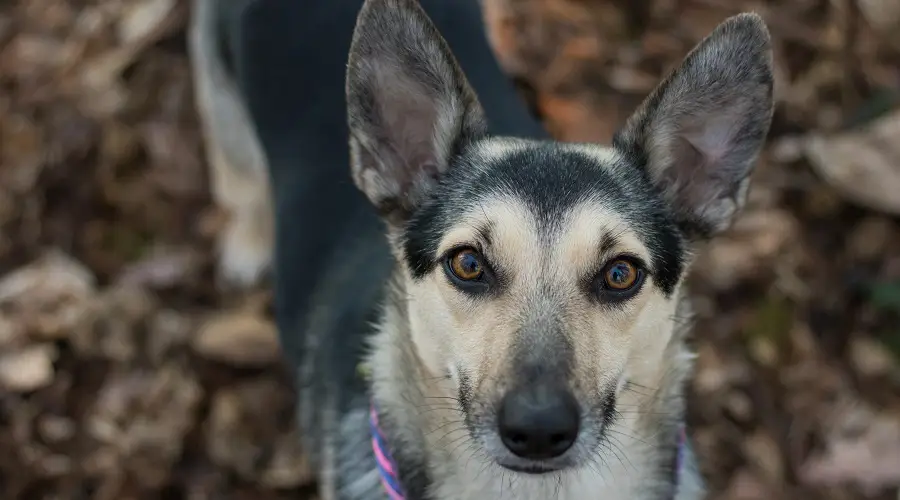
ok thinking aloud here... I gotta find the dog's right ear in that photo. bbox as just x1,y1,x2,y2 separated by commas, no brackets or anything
346,0,488,224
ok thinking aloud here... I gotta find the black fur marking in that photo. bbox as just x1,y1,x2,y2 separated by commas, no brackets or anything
598,232,621,257
403,141,686,297
458,371,477,435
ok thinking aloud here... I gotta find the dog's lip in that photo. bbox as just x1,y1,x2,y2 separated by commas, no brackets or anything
497,461,564,474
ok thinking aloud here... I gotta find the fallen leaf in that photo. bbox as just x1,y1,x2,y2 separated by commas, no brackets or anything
801,410,900,494
192,312,281,367
0,250,96,341
117,247,200,289
117,0,177,45
804,110,900,216
0,343,57,393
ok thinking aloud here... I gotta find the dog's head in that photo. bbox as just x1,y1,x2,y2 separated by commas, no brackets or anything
347,0,773,474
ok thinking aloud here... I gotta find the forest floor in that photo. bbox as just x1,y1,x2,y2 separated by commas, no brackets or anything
1,0,899,499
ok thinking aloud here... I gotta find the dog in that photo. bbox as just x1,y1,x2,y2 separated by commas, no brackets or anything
189,0,774,498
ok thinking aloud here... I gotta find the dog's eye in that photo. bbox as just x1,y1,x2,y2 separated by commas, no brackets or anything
448,249,484,281
595,257,645,301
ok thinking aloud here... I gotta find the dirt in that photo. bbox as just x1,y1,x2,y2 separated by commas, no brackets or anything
0,0,899,499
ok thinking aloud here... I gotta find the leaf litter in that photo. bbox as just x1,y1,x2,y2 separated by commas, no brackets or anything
0,0,899,499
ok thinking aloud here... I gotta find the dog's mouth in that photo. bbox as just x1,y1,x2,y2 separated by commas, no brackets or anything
499,462,562,474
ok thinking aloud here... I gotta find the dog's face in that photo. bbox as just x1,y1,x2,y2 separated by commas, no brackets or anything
347,0,773,473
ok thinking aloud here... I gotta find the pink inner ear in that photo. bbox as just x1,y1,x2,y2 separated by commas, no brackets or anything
681,111,742,171
664,109,745,214
374,68,441,184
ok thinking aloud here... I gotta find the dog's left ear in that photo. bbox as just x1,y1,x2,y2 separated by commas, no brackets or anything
614,13,774,239
346,0,488,224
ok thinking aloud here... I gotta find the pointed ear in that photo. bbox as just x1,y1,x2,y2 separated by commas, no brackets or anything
346,0,488,223
614,13,774,239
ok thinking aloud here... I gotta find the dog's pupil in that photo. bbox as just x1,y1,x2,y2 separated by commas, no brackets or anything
460,254,479,274
608,262,631,285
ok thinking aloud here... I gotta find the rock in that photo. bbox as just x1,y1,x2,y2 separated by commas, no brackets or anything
0,343,57,393
192,312,280,367
0,250,96,341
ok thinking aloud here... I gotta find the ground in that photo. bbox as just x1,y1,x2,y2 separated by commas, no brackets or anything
1,0,899,499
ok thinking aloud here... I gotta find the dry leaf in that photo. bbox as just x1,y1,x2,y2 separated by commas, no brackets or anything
0,250,96,341
192,312,281,367
804,110,900,216
800,412,900,493
0,343,57,393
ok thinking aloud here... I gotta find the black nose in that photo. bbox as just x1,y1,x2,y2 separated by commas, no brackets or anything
497,383,580,460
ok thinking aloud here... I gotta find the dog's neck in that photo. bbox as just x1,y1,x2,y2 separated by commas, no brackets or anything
366,280,698,500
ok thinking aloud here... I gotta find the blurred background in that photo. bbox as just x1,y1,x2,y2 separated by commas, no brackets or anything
0,0,899,499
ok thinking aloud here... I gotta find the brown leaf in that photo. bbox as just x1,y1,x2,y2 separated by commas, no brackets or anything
0,343,57,393
0,250,96,341
800,411,900,493
192,312,281,367
804,110,900,216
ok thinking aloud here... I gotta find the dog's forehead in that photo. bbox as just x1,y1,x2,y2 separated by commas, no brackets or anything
440,139,658,242
437,195,639,253
457,139,636,219
440,140,650,255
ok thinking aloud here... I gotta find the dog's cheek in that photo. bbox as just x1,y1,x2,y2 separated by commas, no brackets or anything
570,293,655,393
623,292,681,381
407,280,458,376
570,320,629,395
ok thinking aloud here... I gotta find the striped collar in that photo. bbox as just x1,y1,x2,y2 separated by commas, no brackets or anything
370,404,405,499
370,402,687,499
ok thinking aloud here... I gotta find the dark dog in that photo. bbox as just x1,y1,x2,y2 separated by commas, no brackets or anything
190,1,773,498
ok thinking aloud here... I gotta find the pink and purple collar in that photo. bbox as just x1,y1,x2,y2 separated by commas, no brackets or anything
369,403,688,499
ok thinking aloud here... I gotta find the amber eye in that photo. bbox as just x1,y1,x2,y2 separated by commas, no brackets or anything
448,249,484,281
603,259,638,290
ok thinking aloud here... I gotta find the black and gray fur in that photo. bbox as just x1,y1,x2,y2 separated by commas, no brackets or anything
197,0,774,498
